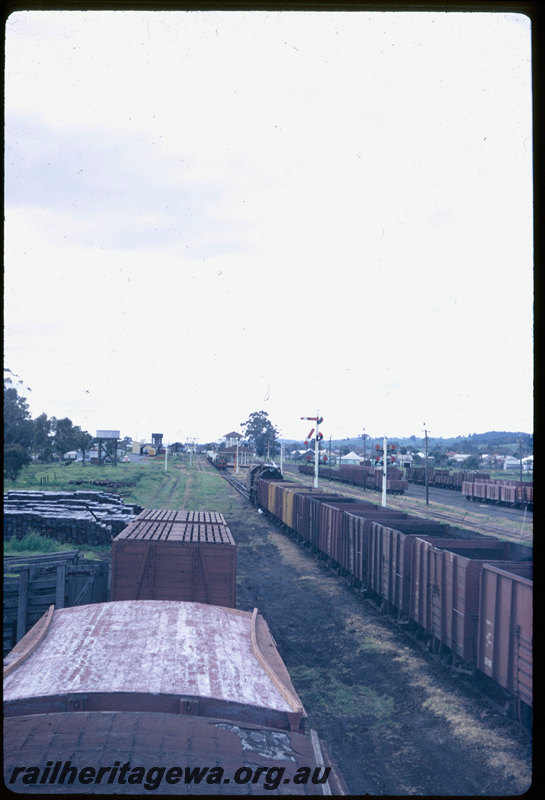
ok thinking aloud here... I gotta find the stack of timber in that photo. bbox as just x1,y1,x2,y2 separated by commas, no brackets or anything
3,490,142,545
3,550,109,657
111,509,237,606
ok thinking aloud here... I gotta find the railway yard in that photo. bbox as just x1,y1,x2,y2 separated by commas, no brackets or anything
3,456,533,795
216,461,532,795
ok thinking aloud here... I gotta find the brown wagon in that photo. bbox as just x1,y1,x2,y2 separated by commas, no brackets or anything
111,511,236,607
477,561,532,714
4,600,306,732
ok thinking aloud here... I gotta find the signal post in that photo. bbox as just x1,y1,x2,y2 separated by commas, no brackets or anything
301,414,324,488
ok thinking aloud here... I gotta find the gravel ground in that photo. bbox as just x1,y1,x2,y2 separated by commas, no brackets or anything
225,490,532,797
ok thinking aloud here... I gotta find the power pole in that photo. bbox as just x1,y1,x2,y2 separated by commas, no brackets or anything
382,436,387,507
361,429,367,491
423,425,429,506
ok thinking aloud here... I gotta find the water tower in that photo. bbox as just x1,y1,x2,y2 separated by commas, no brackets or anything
95,430,120,465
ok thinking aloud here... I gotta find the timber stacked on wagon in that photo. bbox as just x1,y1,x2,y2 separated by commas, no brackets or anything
111,509,236,606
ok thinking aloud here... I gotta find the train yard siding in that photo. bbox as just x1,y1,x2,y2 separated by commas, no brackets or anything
225,489,532,795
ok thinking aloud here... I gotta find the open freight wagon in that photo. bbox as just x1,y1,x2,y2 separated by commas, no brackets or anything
111,509,236,607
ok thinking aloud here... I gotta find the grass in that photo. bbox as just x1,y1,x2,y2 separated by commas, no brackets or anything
3,532,111,561
4,532,70,554
3,456,236,557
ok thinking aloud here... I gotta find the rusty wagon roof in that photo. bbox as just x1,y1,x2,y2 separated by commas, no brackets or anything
3,711,347,795
3,601,303,719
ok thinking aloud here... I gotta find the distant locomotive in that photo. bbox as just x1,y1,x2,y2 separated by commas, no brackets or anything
207,451,228,470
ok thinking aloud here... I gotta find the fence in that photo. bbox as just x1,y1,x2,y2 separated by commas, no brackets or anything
3,551,109,656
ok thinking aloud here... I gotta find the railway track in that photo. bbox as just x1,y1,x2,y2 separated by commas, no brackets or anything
221,470,250,500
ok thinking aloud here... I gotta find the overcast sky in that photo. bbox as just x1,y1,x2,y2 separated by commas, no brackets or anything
4,9,533,444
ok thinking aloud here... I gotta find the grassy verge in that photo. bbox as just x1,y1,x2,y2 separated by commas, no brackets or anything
3,458,237,557
3,532,111,561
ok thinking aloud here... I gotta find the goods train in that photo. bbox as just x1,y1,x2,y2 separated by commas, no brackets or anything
247,468,533,724
406,467,534,509
3,600,347,795
462,478,533,509
299,463,408,494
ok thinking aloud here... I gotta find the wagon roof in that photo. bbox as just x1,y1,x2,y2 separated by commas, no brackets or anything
3,711,347,795
3,601,303,717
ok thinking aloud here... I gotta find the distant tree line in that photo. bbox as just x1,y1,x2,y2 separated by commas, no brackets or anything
4,371,95,481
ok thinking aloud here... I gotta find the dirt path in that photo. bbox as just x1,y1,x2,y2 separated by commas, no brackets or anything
224,488,532,796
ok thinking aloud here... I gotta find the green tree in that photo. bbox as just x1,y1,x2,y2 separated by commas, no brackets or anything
4,379,33,449
462,454,482,470
73,427,95,465
51,417,79,463
4,375,33,480
33,413,54,462
4,444,32,480
241,410,279,458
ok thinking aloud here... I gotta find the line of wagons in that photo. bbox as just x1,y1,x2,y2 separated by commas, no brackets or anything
299,463,409,494
405,466,533,509
3,507,348,795
248,465,533,725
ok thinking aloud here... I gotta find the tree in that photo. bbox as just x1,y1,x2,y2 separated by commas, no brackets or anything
33,413,54,462
4,377,34,480
4,444,32,481
73,427,95,465
4,379,33,449
51,417,79,463
241,410,280,458
462,454,482,470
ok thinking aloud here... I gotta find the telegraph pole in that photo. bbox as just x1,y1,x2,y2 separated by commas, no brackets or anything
382,436,387,507
361,429,367,491
423,425,429,506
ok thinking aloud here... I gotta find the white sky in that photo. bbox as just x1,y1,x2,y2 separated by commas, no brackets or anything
4,9,533,444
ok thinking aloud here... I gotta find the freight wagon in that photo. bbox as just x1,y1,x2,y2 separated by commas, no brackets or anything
111,509,236,607
462,479,533,509
249,471,532,723
3,600,347,795
406,467,491,490
298,463,409,494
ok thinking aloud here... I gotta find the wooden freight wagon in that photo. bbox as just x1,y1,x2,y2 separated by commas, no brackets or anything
477,561,533,714
3,600,306,733
4,710,348,795
408,538,531,665
111,510,236,607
